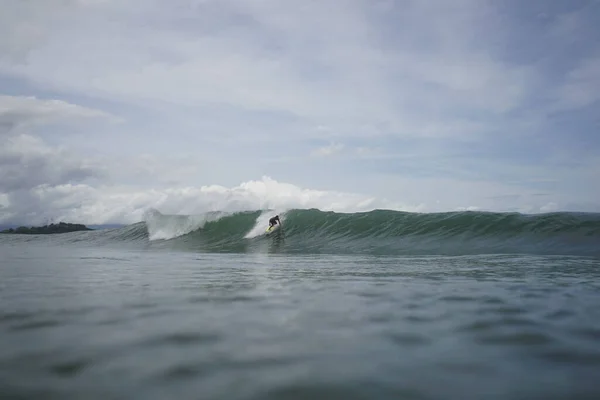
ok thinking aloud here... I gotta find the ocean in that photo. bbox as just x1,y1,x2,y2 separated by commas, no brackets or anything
1,209,600,399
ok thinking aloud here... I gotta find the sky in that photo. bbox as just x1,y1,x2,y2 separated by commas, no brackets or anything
1,0,599,225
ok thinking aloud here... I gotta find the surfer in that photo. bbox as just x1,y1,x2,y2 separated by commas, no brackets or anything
268,215,281,229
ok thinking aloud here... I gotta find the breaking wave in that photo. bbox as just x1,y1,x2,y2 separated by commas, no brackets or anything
143,208,232,240
3,209,600,257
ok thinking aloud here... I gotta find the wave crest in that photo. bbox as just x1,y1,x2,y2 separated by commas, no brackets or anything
5,209,597,257
143,208,230,240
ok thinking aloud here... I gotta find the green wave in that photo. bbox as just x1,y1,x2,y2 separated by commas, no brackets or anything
139,209,600,256
4,209,599,256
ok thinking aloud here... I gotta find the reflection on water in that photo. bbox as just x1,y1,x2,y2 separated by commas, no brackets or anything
1,246,599,399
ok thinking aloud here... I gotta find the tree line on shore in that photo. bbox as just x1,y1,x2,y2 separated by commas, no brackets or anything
1,222,92,234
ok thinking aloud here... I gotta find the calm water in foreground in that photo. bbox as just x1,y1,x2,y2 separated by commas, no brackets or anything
1,244,599,399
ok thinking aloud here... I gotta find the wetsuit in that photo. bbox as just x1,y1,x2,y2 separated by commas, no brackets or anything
269,216,280,227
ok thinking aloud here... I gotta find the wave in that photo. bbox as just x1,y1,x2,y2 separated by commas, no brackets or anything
143,208,232,240
3,209,600,256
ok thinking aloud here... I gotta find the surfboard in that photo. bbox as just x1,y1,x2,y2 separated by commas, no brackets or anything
266,224,280,234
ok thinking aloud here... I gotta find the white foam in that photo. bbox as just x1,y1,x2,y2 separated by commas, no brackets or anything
143,208,228,241
244,209,287,239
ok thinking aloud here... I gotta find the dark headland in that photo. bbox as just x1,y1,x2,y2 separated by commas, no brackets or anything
1,222,93,234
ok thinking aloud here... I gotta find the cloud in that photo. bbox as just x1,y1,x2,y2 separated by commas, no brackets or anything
0,133,105,192
0,95,116,192
354,146,384,158
311,142,344,157
0,0,67,62
0,95,115,135
0,95,113,214
0,0,542,139
0,0,598,222
0,177,419,225
4,172,581,226
0,1,592,147
554,56,600,111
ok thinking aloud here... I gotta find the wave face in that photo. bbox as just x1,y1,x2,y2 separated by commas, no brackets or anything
3,209,600,256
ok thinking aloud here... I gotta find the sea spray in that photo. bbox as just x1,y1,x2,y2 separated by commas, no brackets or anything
143,208,230,240
244,209,288,239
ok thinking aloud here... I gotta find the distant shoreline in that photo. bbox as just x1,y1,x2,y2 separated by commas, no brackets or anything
0,222,93,235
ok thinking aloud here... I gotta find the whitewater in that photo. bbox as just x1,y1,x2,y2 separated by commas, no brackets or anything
1,208,599,399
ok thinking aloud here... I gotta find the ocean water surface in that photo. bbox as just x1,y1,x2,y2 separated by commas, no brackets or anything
1,209,599,399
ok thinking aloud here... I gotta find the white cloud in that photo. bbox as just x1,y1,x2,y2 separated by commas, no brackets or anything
0,133,105,192
0,96,115,195
0,177,418,225
0,0,68,62
0,95,115,135
3,171,575,226
0,0,540,139
311,142,344,157
0,0,598,222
